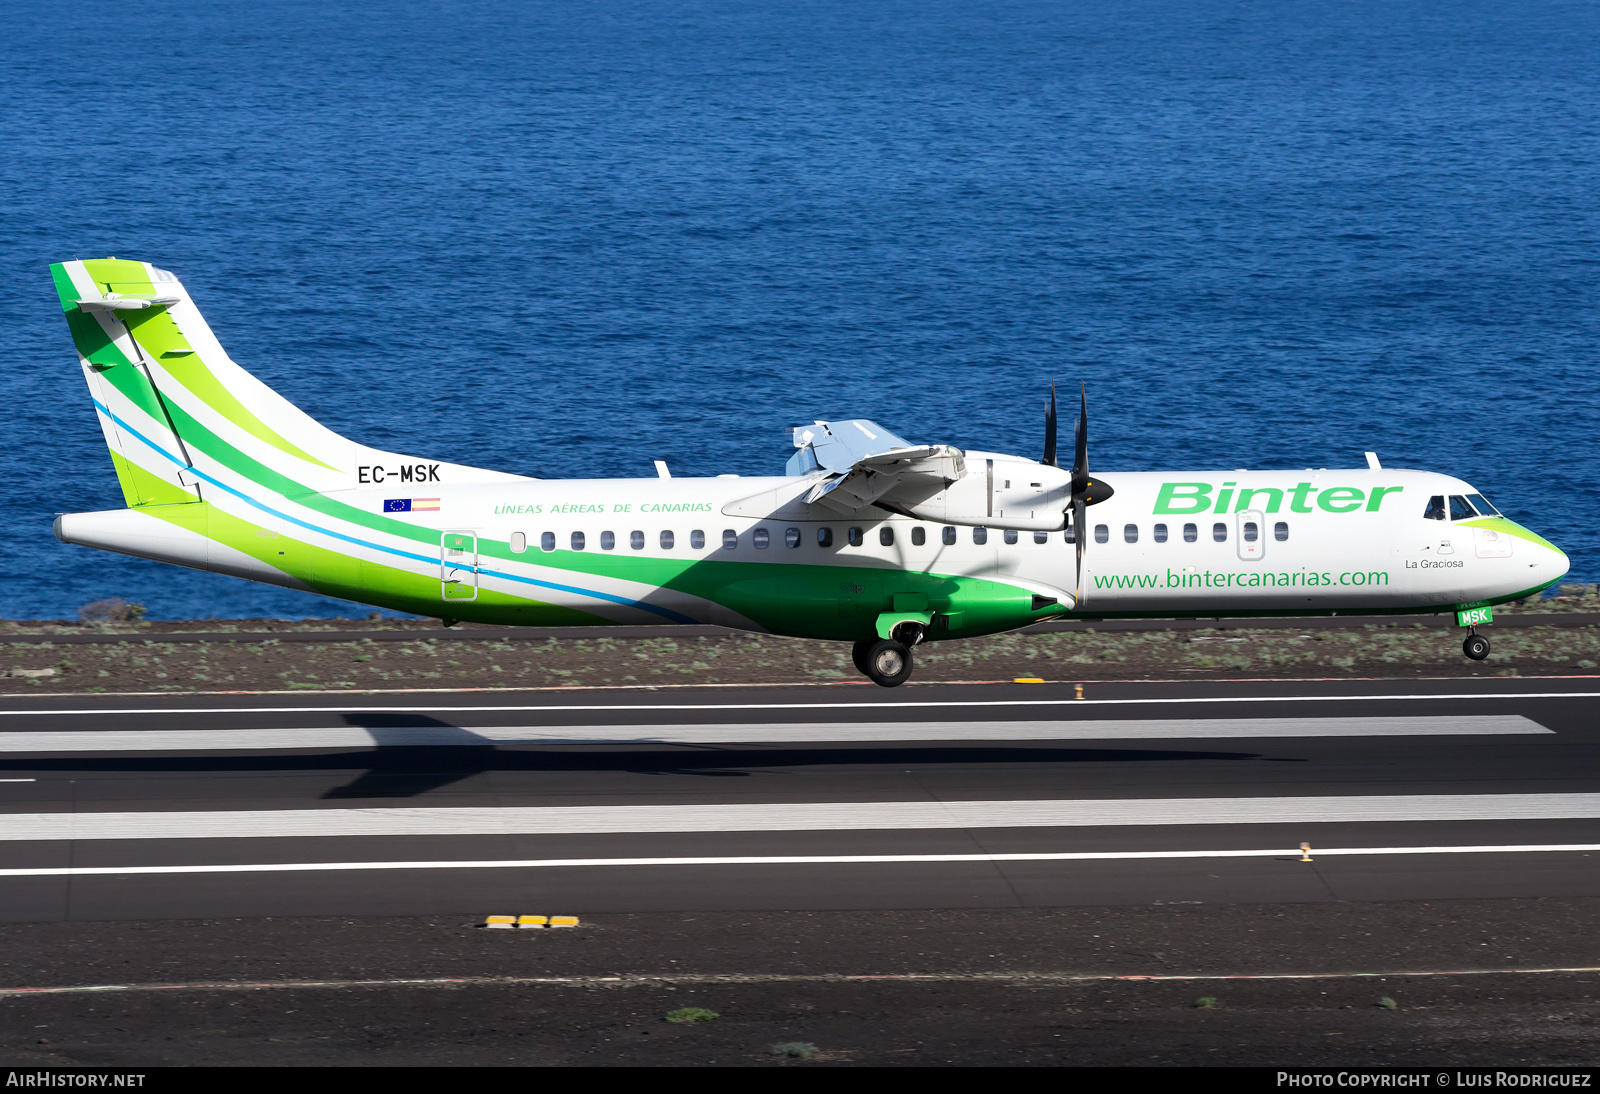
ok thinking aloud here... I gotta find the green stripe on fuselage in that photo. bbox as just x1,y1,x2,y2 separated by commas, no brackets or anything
1462,516,1562,554
141,502,611,626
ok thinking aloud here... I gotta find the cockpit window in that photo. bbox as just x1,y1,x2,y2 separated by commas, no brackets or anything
1449,495,1476,521
1465,493,1499,517
1423,495,1446,521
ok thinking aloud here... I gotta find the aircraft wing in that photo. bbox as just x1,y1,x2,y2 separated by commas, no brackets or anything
787,419,965,513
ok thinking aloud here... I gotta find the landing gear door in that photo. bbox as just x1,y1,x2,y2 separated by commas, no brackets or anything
1236,510,1265,561
441,530,479,601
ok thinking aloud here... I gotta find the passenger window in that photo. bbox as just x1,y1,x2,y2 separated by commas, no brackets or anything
1449,495,1476,521
1274,521,1289,542
1064,523,1075,544
942,526,956,545
973,527,988,545
571,531,586,551
847,527,864,547
540,531,555,552
690,530,705,549
785,527,801,548
1033,531,1047,544
600,531,615,551
880,527,895,547
510,532,527,554
1212,523,1227,542
630,530,645,550
913,527,927,546
1004,529,1018,545
1094,524,1109,544
753,528,770,549
1183,523,1197,543
1123,524,1138,543
1153,524,1168,543
1466,493,1499,517
817,527,834,548
660,530,675,549
1424,495,1446,521
722,529,737,550
1242,521,1258,543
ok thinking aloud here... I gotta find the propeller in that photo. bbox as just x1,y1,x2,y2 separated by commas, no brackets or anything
1064,382,1114,608
1042,382,1058,467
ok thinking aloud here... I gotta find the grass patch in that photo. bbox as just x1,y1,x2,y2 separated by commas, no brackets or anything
664,1007,719,1025
771,1041,819,1059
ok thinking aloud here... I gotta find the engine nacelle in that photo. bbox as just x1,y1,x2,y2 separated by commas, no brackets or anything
899,453,1073,531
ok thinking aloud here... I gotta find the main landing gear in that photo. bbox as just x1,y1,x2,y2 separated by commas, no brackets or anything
1463,629,1491,661
852,624,924,688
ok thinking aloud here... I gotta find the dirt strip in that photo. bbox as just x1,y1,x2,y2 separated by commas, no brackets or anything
1,620,1598,692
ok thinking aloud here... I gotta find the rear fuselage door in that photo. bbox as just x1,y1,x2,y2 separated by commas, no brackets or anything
441,530,479,601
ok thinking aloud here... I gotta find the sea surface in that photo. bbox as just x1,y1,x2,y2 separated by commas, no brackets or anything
1,0,1596,619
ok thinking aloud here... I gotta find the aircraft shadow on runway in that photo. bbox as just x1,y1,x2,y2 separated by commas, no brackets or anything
0,713,1300,800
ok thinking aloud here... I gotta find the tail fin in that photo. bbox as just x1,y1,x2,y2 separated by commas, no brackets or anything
51,258,356,507
50,258,521,509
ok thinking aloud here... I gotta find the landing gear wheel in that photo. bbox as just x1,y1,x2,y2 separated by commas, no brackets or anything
862,639,914,688
1463,632,1491,661
851,639,875,676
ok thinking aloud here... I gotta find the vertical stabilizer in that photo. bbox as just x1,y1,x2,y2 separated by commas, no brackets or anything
51,258,355,504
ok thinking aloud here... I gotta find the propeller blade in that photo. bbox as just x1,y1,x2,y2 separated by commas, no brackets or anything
1072,382,1089,484
1042,382,1058,467
1068,382,1115,506
1073,495,1087,607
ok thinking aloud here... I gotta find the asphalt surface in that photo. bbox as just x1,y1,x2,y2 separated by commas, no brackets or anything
1,678,1598,922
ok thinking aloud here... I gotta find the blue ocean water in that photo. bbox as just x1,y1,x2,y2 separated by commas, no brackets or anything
1,0,1597,619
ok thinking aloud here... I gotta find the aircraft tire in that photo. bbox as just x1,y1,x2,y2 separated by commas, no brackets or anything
1463,633,1491,661
863,639,914,688
851,639,875,677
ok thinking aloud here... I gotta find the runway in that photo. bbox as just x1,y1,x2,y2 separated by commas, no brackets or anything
2,678,1598,921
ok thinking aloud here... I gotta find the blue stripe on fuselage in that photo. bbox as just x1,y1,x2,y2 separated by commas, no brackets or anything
90,400,698,624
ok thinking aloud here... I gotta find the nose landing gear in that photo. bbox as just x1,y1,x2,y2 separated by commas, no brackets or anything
1463,629,1491,661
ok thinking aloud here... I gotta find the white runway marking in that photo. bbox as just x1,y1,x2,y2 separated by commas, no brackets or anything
5,792,1600,840
2,843,1596,877
0,715,1547,752
8,963,1600,998
0,690,1594,717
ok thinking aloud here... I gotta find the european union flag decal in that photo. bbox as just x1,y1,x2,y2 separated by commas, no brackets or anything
384,498,412,512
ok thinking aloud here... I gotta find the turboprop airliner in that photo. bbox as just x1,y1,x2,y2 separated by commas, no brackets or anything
48,258,1570,686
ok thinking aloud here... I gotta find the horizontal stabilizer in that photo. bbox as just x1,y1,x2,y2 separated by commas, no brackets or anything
74,295,180,313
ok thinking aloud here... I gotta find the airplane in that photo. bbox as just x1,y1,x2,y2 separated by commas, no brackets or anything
47,258,1571,686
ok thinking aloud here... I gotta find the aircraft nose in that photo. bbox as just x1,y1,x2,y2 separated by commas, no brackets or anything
1550,542,1572,583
